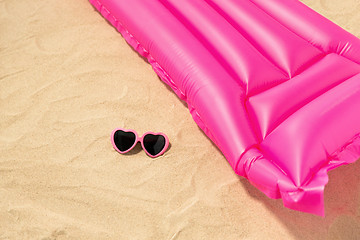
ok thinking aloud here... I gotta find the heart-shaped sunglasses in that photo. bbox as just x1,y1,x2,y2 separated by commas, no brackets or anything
111,128,169,158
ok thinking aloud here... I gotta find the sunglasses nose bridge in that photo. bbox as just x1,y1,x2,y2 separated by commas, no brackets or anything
139,134,146,147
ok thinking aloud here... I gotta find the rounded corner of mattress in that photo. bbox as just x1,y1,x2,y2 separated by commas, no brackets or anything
237,133,360,216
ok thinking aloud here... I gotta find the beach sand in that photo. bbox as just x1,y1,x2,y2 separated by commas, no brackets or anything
0,0,359,239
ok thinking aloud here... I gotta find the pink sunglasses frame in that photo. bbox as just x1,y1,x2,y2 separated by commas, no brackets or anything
111,128,169,158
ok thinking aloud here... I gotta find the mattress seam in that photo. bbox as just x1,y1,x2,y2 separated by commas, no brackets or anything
158,0,247,91
203,0,288,78
248,0,326,54
248,0,360,66
260,65,360,139
302,132,360,187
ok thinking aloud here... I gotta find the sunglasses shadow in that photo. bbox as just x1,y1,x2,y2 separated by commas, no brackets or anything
123,142,172,156
123,142,143,155
165,142,172,153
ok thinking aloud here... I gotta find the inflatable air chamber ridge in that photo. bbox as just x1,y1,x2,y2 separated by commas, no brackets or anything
89,0,360,216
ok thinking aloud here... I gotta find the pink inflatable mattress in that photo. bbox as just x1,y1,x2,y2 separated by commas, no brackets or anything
89,0,360,215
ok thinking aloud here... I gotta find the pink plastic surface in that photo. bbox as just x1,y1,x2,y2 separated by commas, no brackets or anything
89,0,360,216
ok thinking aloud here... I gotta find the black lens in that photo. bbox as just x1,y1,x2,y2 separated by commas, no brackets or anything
113,130,136,152
143,134,166,156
